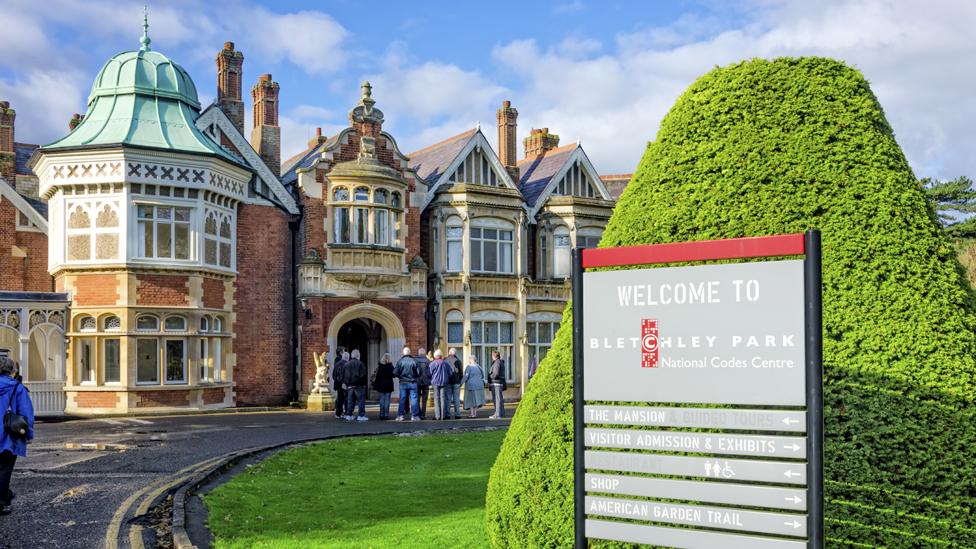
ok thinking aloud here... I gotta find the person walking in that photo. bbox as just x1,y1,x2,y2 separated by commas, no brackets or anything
343,350,368,422
414,347,431,420
489,351,507,419
373,353,395,420
0,357,33,516
461,355,487,418
332,351,348,419
428,350,452,420
445,348,463,419
393,347,420,421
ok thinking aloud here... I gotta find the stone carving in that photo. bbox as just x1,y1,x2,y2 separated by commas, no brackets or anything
67,235,91,261
96,204,119,227
360,136,377,160
68,206,90,229
311,352,330,395
29,311,45,329
96,234,119,260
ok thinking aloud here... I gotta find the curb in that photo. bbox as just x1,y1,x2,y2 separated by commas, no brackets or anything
169,424,510,549
36,406,293,423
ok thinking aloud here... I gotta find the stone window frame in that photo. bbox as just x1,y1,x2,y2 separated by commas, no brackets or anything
164,315,188,332
331,185,402,248
470,218,515,275
553,225,572,279
470,310,517,383
527,320,560,380
445,216,463,272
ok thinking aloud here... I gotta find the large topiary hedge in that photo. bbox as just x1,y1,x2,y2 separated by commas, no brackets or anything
486,57,976,547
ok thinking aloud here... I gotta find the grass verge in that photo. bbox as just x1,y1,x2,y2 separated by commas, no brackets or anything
204,429,506,548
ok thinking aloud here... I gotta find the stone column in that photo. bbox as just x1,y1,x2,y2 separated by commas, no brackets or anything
461,210,472,359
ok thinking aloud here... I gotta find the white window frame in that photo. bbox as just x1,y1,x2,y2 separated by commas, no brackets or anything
199,338,210,383
446,217,463,272
137,203,194,261
77,337,96,385
470,314,516,383
103,337,121,384
553,227,571,279
164,338,187,385
136,338,159,385
203,208,235,269
471,221,514,274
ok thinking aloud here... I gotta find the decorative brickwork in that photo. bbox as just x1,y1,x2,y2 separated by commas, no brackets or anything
524,127,560,158
201,277,227,309
216,42,245,137
136,390,190,408
73,274,120,306
251,74,281,176
0,101,14,181
497,100,519,180
235,203,293,406
75,391,120,408
136,274,189,306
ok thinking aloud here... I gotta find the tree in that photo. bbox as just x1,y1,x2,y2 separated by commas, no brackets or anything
486,57,976,548
923,176,976,238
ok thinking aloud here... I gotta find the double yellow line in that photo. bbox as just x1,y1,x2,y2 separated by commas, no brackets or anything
104,454,226,549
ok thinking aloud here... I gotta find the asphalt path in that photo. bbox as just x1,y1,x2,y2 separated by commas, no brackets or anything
0,407,511,549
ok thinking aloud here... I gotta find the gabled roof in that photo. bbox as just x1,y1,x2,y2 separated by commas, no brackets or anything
407,129,477,185
14,143,37,176
517,143,577,207
196,105,299,214
0,176,48,230
280,136,338,187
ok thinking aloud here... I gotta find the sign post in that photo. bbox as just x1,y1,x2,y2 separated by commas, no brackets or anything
572,231,823,548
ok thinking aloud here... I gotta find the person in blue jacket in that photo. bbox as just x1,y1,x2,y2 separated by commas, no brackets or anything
0,357,34,516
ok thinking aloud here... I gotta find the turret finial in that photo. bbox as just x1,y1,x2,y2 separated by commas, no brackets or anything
361,81,372,100
140,6,151,51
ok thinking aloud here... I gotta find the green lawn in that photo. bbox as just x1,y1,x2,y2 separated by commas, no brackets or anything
204,429,506,549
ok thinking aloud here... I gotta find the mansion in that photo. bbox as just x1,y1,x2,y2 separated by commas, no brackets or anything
0,29,629,415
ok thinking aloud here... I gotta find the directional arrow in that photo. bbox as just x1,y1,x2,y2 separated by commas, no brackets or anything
785,495,803,504
784,520,802,529
782,417,800,425
784,469,801,478
786,443,802,452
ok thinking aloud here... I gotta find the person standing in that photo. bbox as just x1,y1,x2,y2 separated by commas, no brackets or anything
461,355,486,418
373,353,395,420
0,358,33,516
489,351,507,419
393,347,420,421
343,350,368,422
332,351,348,419
445,348,463,419
414,347,431,420
428,350,452,420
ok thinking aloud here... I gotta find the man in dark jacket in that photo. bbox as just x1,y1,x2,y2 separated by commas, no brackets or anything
414,348,431,419
445,348,463,419
393,347,420,421
343,350,368,421
332,350,348,419
489,351,507,419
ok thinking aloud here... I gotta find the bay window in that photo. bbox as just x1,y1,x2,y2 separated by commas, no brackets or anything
204,210,234,268
471,224,513,274
331,185,402,247
446,218,463,272
471,316,515,382
553,228,571,278
353,207,369,244
527,320,560,380
138,205,192,260
334,207,351,243
164,339,186,384
137,338,159,384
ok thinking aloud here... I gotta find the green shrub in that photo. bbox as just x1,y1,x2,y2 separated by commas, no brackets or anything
486,57,976,548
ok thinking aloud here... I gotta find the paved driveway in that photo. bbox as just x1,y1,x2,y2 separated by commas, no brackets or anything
0,409,511,549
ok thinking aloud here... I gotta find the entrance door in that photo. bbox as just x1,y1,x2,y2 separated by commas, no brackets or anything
337,318,386,399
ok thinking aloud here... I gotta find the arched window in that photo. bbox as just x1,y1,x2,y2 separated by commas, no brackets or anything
446,310,464,348
136,315,159,331
199,316,210,333
391,192,402,209
79,316,97,332
354,187,370,201
374,189,388,204
214,316,224,333
164,316,187,332
333,187,349,201
103,315,121,331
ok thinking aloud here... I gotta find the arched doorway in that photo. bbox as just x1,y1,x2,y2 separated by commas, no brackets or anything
337,319,386,399
327,303,406,400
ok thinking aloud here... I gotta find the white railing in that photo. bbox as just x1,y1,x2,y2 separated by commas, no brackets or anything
25,380,66,416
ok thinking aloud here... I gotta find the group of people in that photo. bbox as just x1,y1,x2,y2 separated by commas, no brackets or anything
0,356,35,517
330,347,508,421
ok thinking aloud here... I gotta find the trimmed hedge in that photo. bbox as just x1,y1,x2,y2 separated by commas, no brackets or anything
486,57,976,547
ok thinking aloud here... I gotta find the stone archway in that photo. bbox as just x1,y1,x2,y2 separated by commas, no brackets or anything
327,303,406,368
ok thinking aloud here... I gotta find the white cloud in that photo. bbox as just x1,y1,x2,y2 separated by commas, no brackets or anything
0,69,88,144
236,8,349,75
495,0,976,179
553,1,585,15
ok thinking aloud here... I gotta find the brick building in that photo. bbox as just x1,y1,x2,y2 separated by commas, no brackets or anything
3,26,629,415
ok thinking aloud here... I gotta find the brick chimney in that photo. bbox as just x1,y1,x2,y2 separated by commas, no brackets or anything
308,127,328,148
0,101,15,181
251,73,281,176
217,42,245,136
69,113,84,131
524,128,559,158
496,100,519,180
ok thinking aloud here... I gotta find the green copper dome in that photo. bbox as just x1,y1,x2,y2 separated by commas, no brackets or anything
41,17,245,168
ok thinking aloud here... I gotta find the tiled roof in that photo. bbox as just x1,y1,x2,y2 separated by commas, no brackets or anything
517,144,577,207
407,129,476,185
280,136,338,187
600,173,632,200
14,143,37,176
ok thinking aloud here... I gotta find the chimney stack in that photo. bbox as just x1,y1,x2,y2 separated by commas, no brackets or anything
0,101,15,180
524,127,559,158
496,100,519,181
217,41,245,136
251,73,281,176
308,127,328,148
69,113,84,131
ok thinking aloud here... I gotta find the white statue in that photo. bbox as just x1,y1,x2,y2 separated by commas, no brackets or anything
311,352,329,394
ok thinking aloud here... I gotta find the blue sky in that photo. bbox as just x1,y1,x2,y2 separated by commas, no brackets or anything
0,0,973,179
